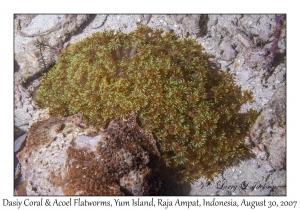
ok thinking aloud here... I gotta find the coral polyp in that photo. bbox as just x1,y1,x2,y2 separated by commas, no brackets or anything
36,25,257,184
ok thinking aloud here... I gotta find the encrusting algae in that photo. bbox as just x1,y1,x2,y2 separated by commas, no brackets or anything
36,25,257,184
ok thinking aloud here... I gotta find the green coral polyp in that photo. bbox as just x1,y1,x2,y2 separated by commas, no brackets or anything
36,25,257,184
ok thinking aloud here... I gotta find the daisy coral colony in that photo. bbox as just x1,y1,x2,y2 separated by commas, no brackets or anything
35,25,257,184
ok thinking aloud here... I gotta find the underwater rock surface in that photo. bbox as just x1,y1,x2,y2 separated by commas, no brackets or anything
16,113,161,195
